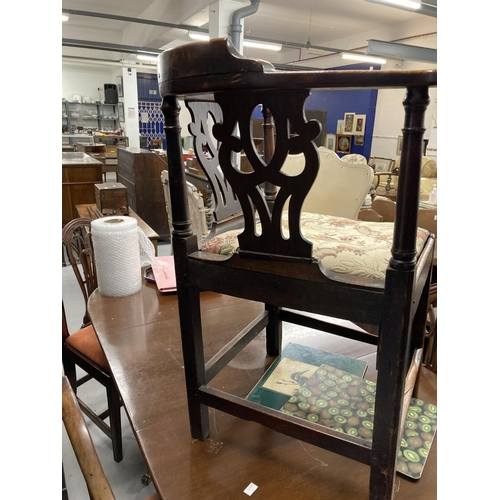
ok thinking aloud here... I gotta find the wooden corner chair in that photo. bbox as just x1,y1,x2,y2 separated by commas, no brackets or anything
159,38,436,500
62,218,123,463
63,376,159,500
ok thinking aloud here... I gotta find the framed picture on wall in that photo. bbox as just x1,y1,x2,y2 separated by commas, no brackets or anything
325,133,336,150
396,135,403,155
369,157,394,173
335,134,351,154
354,135,364,146
337,120,344,134
354,114,366,135
117,76,124,97
343,113,355,133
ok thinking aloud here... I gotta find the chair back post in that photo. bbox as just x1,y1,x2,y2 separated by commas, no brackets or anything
390,86,431,271
161,95,196,249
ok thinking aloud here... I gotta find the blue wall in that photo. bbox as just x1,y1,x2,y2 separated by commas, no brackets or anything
137,73,164,149
252,63,380,160
305,63,380,159
137,72,161,102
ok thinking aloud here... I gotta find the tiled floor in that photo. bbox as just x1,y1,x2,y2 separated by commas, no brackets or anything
62,185,170,499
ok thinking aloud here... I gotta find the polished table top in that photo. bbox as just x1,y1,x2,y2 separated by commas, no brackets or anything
62,151,103,166
88,281,437,499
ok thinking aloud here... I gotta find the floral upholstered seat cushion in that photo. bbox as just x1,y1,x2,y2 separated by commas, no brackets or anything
200,212,429,285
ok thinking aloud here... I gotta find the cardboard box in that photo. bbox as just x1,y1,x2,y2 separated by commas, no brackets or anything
94,182,128,215
106,146,118,158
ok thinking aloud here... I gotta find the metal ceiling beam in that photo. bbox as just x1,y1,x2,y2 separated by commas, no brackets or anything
366,39,436,63
61,9,208,33
62,38,162,56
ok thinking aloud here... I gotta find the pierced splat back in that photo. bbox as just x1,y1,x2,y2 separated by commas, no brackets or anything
185,99,241,223
187,89,322,261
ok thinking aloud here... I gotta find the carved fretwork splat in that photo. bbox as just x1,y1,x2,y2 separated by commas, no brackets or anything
211,89,320,260
185,100,241,222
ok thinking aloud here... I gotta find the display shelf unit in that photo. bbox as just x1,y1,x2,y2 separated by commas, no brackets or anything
99,103,120,131
62,101,121,137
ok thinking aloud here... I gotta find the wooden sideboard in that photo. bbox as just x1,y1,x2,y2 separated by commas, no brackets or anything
62,152,103,225
117,147,170,241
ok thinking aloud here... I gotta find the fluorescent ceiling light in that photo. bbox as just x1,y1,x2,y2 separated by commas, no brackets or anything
364,0,436,16
377,0,421,8
341,53,387,64
62,14,69,22
242,40,282,52
188,33,282,51
188,32,209,41
137,54,158,63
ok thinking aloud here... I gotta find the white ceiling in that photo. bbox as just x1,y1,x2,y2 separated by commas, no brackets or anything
62,0,437,70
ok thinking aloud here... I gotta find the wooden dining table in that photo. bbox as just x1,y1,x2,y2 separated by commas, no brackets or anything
88,279,437,500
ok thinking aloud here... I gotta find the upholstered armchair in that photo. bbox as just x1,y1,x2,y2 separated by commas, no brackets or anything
374,156,436,202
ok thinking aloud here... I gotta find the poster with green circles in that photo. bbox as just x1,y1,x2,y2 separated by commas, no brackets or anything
246,343,367,411
279,364,437,479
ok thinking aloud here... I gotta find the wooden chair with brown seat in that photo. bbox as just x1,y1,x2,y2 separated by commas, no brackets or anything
159,38,436,500
63,376,159,500
62,217,123,463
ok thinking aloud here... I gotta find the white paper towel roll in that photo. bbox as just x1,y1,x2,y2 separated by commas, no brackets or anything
91,216,142,297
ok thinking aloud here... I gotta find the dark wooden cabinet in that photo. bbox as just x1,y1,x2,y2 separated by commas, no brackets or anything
62,152,103,225
117,147,170,241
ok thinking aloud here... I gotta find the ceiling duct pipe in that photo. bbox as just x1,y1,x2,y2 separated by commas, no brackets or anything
229,0,260,53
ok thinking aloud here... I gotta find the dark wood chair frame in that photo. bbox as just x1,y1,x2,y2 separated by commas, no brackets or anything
158,38,437,500
62,375,116,500
62,218,123,463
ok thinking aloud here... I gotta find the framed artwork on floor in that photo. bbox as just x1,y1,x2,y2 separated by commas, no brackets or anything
369,157,394,173
335,134,351,154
